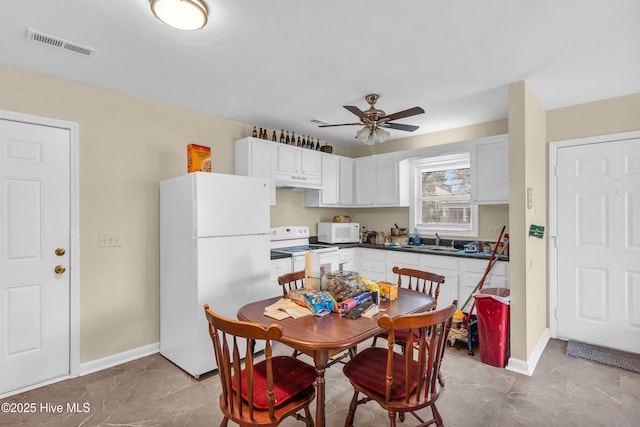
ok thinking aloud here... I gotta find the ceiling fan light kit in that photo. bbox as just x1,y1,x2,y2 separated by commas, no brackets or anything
150,0,208,30
319,93,424,145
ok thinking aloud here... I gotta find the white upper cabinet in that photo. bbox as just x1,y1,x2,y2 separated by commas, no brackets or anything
339,157,354,205
304,153,353,207
275,144,322,189
471,136,509,204
354,154,409,207
235,137,277,205
354,156,375,205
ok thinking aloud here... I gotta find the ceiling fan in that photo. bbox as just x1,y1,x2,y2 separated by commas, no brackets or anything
318,94,425,145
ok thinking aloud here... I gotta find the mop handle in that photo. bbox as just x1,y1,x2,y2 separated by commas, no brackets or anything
459,226,505,312
460,244,507,312
462,241,509,327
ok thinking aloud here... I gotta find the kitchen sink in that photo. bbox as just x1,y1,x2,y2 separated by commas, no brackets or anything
422,245,461,252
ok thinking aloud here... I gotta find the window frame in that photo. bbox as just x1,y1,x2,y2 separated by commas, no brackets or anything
409,152,478,238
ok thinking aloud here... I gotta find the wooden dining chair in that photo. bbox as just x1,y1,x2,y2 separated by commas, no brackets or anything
204,304,316,427
392,266,445,303
343,301,457,427
372,266,446,352
277,270,305,297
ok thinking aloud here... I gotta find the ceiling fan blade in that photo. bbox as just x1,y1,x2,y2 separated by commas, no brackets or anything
318,122,362,128
343,105,367,120
383,122,420,132
381,106,425,122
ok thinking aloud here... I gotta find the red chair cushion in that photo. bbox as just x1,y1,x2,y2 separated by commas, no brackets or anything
343,347,419,400
232,355,316,410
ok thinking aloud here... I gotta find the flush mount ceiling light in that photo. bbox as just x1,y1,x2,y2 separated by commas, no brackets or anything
150,0,208,30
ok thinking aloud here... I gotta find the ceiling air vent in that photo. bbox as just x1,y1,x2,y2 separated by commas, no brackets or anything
26,29,97,57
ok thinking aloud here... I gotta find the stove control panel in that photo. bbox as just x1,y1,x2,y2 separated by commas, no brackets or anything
270,226,310,241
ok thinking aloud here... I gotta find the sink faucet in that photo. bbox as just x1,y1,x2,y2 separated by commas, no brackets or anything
435,233,440,246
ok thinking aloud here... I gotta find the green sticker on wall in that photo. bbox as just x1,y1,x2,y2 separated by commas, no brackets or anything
529,224,545,239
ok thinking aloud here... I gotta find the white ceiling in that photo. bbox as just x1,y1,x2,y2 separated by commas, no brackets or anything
2,0,639,148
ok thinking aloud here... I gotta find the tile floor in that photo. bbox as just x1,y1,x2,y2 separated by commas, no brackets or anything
1,339,639,426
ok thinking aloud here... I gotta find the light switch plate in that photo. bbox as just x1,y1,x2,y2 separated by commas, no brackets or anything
99,232,122,247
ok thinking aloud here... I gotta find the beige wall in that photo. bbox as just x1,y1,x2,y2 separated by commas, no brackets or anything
0,65,360,362
507,82,548,361
506,87,640,364
4,62,639,367
547,92,640,142
0,64,510,364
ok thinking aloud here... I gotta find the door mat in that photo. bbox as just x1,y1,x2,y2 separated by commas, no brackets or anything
566,340,640,374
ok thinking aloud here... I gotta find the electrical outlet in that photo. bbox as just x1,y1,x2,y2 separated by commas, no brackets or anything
489,226,500,236
99,232,122,247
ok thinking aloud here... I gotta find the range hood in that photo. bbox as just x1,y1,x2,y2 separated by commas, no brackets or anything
275,175,323,191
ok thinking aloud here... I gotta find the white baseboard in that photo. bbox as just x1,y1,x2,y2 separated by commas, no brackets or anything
79,342,160,376
505,328,550,376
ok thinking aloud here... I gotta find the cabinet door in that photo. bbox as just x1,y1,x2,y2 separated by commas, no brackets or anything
472,138,509,204
355,248,387,281
301,150,322,178
354,157,375,205
421,254,459,308
235,138,276,205
375,155,398,205
320,155,339,205
339,157,354,205
458,258,509,310
270,258,293,297
276,144,300,174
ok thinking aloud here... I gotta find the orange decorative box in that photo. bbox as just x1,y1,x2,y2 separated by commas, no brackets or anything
187,144,212,173
378,281,398,301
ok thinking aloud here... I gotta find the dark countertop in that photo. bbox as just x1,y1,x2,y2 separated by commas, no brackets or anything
271,242,508,261
355,243,509,261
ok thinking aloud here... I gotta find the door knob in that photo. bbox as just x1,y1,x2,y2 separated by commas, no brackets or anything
55,248,66,256
54,265,66,274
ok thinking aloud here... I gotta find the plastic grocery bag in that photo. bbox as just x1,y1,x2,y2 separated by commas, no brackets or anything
473,287,510,305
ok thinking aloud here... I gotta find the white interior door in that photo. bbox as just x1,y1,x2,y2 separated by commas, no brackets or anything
556,137,640,353
0,119,71,395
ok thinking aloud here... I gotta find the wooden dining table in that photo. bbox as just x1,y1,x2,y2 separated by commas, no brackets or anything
237,288,436,427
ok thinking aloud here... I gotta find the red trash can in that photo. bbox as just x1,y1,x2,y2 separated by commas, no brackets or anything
474,288,510,368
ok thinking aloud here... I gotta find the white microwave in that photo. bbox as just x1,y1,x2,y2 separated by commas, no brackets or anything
317,222,360,244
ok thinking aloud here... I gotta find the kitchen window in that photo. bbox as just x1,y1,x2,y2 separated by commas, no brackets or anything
410,153,477,237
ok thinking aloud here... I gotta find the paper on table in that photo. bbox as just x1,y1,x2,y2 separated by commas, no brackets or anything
361,304,380,318
264,298,312,319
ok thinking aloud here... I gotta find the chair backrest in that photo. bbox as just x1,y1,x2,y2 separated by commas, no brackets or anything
392,266,445,303
277,270,305,297
204,304,284,420
377,300,457,407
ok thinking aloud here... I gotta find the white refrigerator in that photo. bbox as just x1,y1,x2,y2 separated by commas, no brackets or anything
160,172,271,377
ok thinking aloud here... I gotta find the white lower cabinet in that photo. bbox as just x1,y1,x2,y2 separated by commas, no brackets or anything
352,248,509,311
355,248,387,282
420,255,459,309
386,250,421,283
270,258,292,297
338,247,355,271
458,258,509,308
